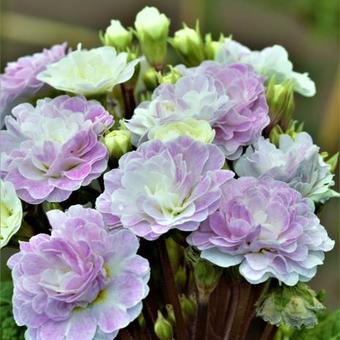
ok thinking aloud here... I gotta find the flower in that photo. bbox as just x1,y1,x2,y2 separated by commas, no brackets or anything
0,43,67,128
7,205,150,340
126,61,269,159
0,179,22,248
149,118,215,144
37,46,139,96
234,133,339,203
96,137,234,240
0,95,113,204
256,283,325,329
215,38,316,97
100,20,133,51
134,6,170,66
187,177,334,286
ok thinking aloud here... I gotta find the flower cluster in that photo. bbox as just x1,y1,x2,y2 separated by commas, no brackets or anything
0,95,113,204
126,61,269,159
234,133,339,203
7,205,150,340
215,38,316,97
187,177,334,285
1,6,338,339
96,137,234,240
0,43,67,127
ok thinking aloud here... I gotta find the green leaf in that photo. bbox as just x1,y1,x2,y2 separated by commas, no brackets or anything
290,309,340,340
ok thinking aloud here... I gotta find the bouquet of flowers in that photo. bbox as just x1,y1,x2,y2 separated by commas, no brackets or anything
1,6,339,340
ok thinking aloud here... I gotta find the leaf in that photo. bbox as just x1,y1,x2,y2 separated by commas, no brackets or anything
290,309,340,340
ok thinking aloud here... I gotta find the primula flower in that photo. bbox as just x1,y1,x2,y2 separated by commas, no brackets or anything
0,43,67,127
234,133,339,203
7,205,150,340
126,61,269,160
215,39,316,97
0,179,23,248
0,95,113,204
37,46,139,96
187,177,334,286
96,136,234,240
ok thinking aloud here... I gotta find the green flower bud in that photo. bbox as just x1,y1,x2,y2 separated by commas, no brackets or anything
165,304,176,325
266,77,295,129
138,313,146,329
159,66,182,84
104,130,132,159
256,283,325,329
269,120,304,147
134,6,170,68
100,20,133,51
170,21,205,66
204,33,224,60
154,311,173,340
180,294,197,321
149,118,215,144
42,202,62,212
175,265,187,291
165,237,184,271
143,67,159,91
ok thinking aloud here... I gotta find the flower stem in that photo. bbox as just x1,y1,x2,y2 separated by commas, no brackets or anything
157,238,188,340
121,84,136,119
194,298,209,340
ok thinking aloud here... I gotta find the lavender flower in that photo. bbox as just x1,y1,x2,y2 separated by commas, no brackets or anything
96,136,234,240
0,43,67,127
234,133,339,203
187,177,334,286
0,96,113,204
215,39,316,97
126,61,269,159
7,205,150,340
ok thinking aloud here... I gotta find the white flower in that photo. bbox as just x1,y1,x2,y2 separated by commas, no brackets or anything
234,132,339,203
216,38,316,97
37,46,139,96
100,20,132,50
149,118,215,144
0,179,22,248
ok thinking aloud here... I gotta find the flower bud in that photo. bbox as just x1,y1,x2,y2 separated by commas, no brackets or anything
138,313,146,329
180,294,197,321
42,202,62,213
154,311,173,340
256,283,325,329
165,304,176,325
165,237,184,271
100,20,133,51
204,33,224,60
149,118,215,144
143,67,159,91
170,22,205,66
175,265,187,291
134,6,170,68
266,77,295,129
104,129,132,159
269,120,304,147
159,66,182,84
326,152,339,174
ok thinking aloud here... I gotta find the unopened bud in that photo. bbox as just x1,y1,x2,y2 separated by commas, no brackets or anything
170,21,205,66
134,7,170,68
180,294,197,321
175,265,187,291
143,67,159,91
204,33,224,60
154,311,173,340
165,304,176,325
159,66,182,84
104,129,132,159
100,20,132,51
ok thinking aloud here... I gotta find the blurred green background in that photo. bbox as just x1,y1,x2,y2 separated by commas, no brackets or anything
1,0,339,308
